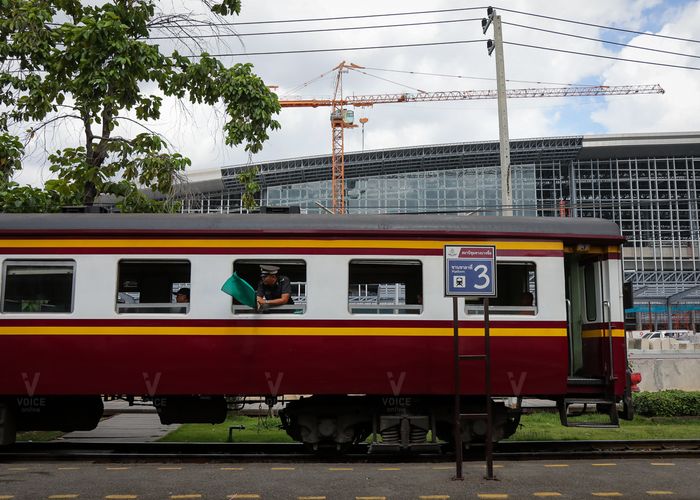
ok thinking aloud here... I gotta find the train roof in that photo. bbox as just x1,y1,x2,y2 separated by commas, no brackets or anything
0,213,623,243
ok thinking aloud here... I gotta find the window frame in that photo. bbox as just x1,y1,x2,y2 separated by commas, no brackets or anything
115,258,191,315
1,259,77,314
464,261,538,316
348,258,423,315
231,258,307,315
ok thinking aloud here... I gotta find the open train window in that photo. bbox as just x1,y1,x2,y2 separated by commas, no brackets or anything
465,262,537,315
1,260,75,313
116,260,190,314
348,259,422,315
231,260,306,314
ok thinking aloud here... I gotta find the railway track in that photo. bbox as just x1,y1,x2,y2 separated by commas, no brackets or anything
1,439,699,462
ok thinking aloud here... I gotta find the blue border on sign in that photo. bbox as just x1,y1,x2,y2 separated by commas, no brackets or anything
443,245,497,297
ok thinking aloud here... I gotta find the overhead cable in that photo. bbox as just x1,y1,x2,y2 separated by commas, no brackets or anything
148,17,481,40
505,41,700,71
183,40,484,58
497,6,700,44
504,21,700,60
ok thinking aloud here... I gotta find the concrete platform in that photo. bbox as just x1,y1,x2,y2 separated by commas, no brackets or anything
1,458,697,499
60,412,178,443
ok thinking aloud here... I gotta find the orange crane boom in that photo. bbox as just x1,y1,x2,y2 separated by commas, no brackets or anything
278,62,664,214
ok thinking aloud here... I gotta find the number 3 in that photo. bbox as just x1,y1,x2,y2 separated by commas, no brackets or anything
473,264,491,290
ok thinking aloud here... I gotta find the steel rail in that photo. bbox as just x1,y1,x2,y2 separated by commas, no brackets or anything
1,439,699,462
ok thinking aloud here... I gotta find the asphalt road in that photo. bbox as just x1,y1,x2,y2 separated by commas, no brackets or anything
0,458,697,499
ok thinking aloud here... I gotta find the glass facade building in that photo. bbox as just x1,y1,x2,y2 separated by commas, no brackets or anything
177,132,700,329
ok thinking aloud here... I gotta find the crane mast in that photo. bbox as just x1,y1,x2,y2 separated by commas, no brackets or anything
279,63,664,214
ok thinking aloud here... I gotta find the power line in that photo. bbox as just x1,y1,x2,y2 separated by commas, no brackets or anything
497,6,700,44
149,6,486,29
504,21,700,60
361,66,603,87
148,17,481,40
504,41,700,71
184,40,484,58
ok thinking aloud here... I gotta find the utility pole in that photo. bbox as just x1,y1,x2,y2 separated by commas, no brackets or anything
483,7,512,216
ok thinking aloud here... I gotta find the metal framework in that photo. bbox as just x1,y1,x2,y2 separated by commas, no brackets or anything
185,132,700,320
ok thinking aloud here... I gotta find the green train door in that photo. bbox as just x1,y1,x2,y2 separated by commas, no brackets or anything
564,252,605,379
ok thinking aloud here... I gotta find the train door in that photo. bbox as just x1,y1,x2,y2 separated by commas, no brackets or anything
564,253,607,380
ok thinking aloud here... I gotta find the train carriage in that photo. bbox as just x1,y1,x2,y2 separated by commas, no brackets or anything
0,213,631,448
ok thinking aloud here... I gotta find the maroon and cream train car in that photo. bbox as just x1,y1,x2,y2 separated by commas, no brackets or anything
0,214,632,447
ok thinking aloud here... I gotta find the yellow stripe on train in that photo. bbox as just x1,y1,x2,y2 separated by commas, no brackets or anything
581,329,625,339
0,326,568,337
0,239,564,251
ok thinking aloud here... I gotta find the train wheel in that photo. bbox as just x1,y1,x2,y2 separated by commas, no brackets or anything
0,401,17,446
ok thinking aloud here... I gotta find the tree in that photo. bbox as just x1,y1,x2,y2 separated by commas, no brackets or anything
237,165,260,212
0,0,280,211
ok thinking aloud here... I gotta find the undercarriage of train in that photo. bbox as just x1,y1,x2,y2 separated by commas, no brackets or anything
1,393,524,449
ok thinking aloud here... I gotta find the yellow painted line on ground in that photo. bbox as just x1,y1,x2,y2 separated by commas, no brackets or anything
158,467,183,470
329,467,354,471
298,497,326,500
170,496,202,499
227,496,260,500
48,496,79,499
591,493,623,497
650,463,675,466
356,497,387,500
419,496,450,499
104,496,138,500
378,467,401,470
270,467,295,471
543,464,569,468
477,495,509,499
220,467,244,471
0,496,14,499
591,463,617,467
475,464,504,468
646,492,674,496
533,494,562,498
105,467,130,470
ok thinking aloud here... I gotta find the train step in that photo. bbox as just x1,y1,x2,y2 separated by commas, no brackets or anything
558,398,620,428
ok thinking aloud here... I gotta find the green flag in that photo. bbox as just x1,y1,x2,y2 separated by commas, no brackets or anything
221,272,257,309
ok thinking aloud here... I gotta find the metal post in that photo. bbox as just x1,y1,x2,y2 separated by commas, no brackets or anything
484,297,494,479
492,14,512,216
452,296,463,480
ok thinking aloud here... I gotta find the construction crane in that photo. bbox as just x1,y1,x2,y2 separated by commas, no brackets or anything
279,62,665,214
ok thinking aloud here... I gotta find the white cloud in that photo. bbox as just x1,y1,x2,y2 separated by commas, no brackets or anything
8,0,698,185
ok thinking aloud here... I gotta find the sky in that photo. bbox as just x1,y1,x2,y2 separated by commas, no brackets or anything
11,0,700,185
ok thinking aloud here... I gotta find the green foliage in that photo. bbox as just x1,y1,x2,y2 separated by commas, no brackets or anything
0,0,280,211
633,390,700,417
237,165,260,211
0,133,24,181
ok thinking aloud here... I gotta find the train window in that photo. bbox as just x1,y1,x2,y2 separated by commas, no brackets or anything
465,262,537,315
1,260,75,313
116,260,190,314
348,260,422,315
231,260,306,314
584,263,597,321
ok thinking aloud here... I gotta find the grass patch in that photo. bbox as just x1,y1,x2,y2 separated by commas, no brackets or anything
159,415,294,443
160,411,700,443
16,431,63,442
507,411,700,441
